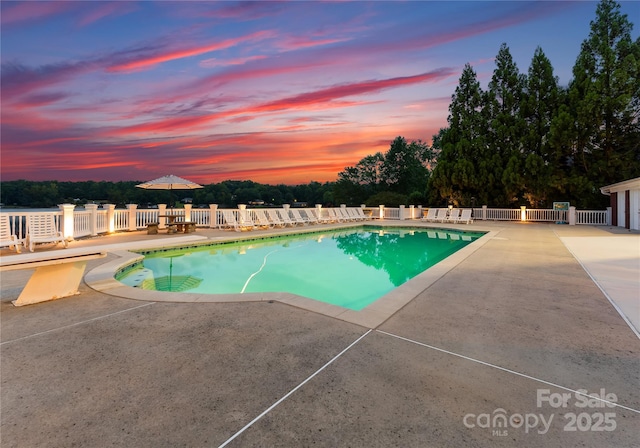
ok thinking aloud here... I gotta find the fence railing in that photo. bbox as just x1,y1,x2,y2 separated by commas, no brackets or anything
113,210,129,232
484,208,521,221
576,210,608,225
97,210,109,234
73,210,93,238
526,209,568,222
0,203,612,241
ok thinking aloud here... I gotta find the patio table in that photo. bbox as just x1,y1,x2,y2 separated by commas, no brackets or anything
158,214,182,234
158,215,195,234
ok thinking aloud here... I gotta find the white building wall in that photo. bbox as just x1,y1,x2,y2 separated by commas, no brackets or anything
631,189,639,231
617,192,625,227
600,177,640,231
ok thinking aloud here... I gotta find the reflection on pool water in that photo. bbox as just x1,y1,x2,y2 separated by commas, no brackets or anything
117,226,484,310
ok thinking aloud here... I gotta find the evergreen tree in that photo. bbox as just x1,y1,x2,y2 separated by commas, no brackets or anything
486,43,527,205
521,47,561,207
566,0,640,207
429,64,487,205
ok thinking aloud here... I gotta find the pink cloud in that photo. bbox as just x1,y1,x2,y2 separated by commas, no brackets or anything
1,60,98,101
252,69,455,112
275,36,351,52
199,55,267,68
107,30,274,72
1,1,73,26
112,68,453,136
201,2,286,20
77,2,138,27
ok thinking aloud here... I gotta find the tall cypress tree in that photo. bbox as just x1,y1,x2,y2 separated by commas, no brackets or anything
521,47,561,207
567,0,640,206
429,63,487,205
486,43,527,205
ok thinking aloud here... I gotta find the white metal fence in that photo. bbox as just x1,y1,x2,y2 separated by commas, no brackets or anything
73,210,92,238
0,204,613,241
576,210,608,225
526,209,568,222
484,208,521,221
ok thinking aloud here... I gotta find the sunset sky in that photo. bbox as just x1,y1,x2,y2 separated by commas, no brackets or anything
2,1,638,185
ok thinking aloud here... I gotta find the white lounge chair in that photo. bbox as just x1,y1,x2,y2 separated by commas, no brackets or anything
302,209,320,224
221,210,253,232
455,209,473,224
312,209,332,224
289,209,311,225
252,209,272,229
346,207,365,221
344,208,358,221
25,214,68,252
238,211,258,230
353,208,370,220
266,209,286,227
336,208,353,221
221,210,239,231
0,215,22,253
326,208,343,223
445,208,461,223
434,208,449,223
276,209,296,227
422,208,437,222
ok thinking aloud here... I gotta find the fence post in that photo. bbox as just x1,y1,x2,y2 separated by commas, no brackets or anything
606,207,612,226
104,204,116,233
417,205,423,220
569,206,576,226
379,205,385,219
520,205,527,222
158,204,167,229
184,204,192,222
238,204,247,223
316,204,322,221
209,204,218,228
85,203,99,236
399,205,405,220
59,203,75,241
127,204,138,231
482,205,487,220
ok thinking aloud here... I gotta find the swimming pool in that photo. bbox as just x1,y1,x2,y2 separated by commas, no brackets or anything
117,226,484,310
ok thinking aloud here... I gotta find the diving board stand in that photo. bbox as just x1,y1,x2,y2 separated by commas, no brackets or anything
0,250,107,306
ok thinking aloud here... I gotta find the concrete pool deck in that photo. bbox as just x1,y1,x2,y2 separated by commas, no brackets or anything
1,221,639,447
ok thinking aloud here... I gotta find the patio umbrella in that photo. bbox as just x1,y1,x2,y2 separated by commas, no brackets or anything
136,174,203,208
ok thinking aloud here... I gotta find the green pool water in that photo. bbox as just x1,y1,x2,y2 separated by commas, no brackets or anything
117,226,483,310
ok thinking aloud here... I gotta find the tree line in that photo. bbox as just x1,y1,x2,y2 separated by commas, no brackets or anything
429,0,639,209
0,179,335,209
1,1,637,210
337,0,639,209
